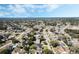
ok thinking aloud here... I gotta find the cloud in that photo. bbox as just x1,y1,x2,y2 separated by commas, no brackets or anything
0,4,61,17
0,6,6,10
22,4,60,12
46,5,60,12
8,4,61,13
0,12,11,17
8,5,27,14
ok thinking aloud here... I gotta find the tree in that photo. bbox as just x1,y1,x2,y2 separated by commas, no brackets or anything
12,39,19,44
42,46,53,54
50,40,59,47
30,44,37,50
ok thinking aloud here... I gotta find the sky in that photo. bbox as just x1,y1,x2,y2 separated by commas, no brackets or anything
0,4,79,17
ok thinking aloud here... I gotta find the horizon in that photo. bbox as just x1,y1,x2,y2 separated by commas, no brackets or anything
0,17,79,18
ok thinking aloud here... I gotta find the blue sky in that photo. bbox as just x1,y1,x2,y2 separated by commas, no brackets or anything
0,4,79,17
